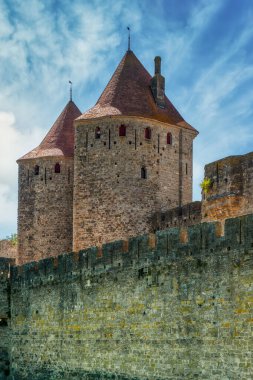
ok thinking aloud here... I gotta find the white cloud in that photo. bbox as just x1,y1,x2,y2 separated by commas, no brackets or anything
0,111,44,237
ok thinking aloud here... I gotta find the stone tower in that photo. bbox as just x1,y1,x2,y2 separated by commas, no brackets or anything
17,100,81,264
73,50,198,251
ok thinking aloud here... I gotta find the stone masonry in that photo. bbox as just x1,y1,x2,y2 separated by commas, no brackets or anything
73,116,195,251
1,214,252,379
17,100,81,264
17,157,74,264
17,49,198,262
202,152,253,222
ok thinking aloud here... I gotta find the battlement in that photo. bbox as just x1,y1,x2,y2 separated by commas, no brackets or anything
201,152,253,223
204,151,253,200
150,201,202,231
11,213,253,288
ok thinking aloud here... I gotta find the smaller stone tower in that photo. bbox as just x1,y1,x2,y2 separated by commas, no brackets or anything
17,100,81,264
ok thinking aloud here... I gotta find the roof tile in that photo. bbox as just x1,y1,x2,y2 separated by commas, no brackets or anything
78,50,197,133
18,100,81,161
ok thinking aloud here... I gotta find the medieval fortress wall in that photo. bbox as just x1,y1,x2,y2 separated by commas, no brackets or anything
152,151,253,231
0,215,252,378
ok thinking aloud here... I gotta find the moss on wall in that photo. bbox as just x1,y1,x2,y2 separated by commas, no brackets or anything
7,215,253,379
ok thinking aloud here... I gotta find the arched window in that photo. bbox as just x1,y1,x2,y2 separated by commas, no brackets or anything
34,165,40,175
95,127,101,139
55,163,61,173
145,127,151,140
167,132,172,145
141,167,147,179
119,125,126,137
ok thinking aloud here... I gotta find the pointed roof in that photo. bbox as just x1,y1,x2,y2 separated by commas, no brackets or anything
78,50,197,133
18,100,81,161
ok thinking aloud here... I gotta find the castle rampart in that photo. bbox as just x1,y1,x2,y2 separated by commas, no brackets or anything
202,152,253,222
150,201,202,231
0,258,14,379
7,214,253,379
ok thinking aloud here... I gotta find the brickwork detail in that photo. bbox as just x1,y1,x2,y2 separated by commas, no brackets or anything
7,214,253,379
150,201,201,231
0,240,17,260
202,152,253,222
73,117,195,251
0,258,13,379
18,157,74,264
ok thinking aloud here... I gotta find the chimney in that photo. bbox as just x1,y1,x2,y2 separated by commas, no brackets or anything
151,56,165,107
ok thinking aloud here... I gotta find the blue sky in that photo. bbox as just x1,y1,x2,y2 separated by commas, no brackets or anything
0,0,253,238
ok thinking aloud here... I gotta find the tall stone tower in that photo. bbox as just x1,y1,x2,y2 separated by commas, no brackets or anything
73,50,198,251
17,100,81,264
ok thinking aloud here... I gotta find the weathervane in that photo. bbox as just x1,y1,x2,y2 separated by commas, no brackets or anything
127,26,131,51
69,80,72,101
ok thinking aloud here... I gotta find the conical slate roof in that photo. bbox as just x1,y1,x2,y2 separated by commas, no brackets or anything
78,50,197,132
18,100,81,161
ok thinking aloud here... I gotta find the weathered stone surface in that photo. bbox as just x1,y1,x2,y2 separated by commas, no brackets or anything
0,240,17,259
202,152,253,222
17,157,74,264
73,117,195,251
0,258,13,380
150,201,201,231
8,214,253,379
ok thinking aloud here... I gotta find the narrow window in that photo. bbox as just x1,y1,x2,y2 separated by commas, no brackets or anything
145,127,151,140
185,163,188,175
141,167,147,179
119,125,126,137
55,163,61,173
34,165,39,175
167,132,172,145
95,127,101,139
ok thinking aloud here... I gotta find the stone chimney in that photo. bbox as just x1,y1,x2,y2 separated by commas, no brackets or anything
151,56,165,107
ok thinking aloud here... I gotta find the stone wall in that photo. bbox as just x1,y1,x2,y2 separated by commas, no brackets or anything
0,240,17,260
150,201,201,231
0,258,13,379
17,157,74,264
73,116,195,251
202,152,253,222
9,214,253,379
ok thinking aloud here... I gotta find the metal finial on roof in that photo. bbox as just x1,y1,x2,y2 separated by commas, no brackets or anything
69,80,72,101
127,26,131,51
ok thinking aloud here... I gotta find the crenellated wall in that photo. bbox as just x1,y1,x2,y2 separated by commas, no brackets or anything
8,214,253,379
0,258,13,379
202,152,253,222
150,201,201,231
